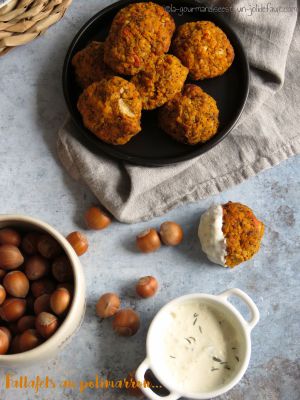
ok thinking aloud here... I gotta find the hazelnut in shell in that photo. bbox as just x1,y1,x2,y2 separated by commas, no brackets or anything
159,221,183,246
3,271,30,298
37,235,62,259
50,288,71,316
66,231,88,256
21,232,40,255
136,229,161,253
17,315,36,333
31,279,55,298
85,207,111,230
112,309,140,336
0,245,24,270
0,284,6,305
35,312,59,339
0,298,26,322
96,293,120,319
34,294,51,315
0,327,11,355
19,329,42,352
0,229,21,247
136,276,158,298
52,256,73,283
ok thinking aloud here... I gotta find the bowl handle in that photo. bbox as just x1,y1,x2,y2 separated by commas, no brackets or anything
218,288,260,330
135,358,179,400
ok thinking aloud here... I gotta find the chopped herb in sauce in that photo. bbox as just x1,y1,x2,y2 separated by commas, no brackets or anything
224,366,231,370
185,337,192,344
211,368,219,372
235,356,239,362
170,355,176,359
212,356,222,362
199,326,202,334
193,317,198,325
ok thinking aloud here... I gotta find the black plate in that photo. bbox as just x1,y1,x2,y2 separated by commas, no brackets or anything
63,0,249,166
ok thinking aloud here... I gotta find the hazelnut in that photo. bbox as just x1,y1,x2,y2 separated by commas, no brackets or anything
37,235,62,259
0,244,24,270
96,293,120,319
66,231,88,256
0,298,26,321
35,312,58,339
50,288,71,316
0,229,21,247
136,229,161,253
85,207,111,230
21,232,40,255
0,327,11,355
3,271,30,298
17,315,36,333
52,256,73,283
24,255,49,281
31,279,55,298
19,329,42,352
159,221,183,246
0,284,6,305
136,276,158,298
34,294,51,315
112,309,140,336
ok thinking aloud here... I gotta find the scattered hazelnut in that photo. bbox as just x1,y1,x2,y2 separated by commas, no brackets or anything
159,221,183,246
0,327,11,355
136,276,158,298
50,288,71,316
0,229,21,247
3,271,30,298
19,329,42,352
37,235,62,259
24,255,49,281
34,294,51,315
35,312,58,339
113,309,140,336
17,315,36,333
85,207,112,230
52,256,73,283
96,293,120,319
136,229,161,253
66,231,88,256
0,298,26,321
0,284,6,305
0,245,24,270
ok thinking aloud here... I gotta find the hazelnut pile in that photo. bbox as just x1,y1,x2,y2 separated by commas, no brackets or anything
0,227,74,355
136,221,183,253
96,276,158,337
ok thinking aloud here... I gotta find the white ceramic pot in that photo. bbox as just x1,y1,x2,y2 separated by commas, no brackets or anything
0,214,86,367
136,288,259,400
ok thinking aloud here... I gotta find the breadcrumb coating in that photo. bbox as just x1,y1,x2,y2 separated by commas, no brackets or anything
159,84,219,145
131,54,189,110
72,41,113,89
172,21,235,80
104,2,175,75
222,202,264,268
77,77,142,145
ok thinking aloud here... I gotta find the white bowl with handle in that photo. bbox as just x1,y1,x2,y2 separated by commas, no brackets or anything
0,214,86,367
136,288,259,400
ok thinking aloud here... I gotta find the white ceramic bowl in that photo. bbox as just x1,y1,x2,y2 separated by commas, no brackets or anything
136,288,259,400
0,214,86,367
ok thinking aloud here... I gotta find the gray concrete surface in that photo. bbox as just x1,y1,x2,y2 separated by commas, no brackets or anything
0,1,299,399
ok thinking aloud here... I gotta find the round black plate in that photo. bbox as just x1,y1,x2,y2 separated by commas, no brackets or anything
63,0,249,166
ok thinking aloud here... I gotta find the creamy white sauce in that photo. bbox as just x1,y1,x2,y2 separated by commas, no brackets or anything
162,300,240,393
198,204,227,267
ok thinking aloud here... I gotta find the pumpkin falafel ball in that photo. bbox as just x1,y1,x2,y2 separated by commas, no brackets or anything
72,41,113,89
172,21,235,80
158,84,219,145
198,202,264,268
131,54,189,110
77,76,142,145
104,2,175,75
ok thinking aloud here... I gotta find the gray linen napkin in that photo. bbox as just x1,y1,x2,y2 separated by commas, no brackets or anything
57,0,300,223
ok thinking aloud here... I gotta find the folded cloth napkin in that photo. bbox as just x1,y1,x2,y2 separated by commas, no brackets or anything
57,0,300,223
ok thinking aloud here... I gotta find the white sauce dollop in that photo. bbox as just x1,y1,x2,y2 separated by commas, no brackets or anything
198,204,227,267
163,301,240,393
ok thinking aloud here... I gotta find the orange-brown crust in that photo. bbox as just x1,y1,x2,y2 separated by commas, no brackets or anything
104,2,175,75
131,54,189,110
222,202,264,268
71,41,113,89
158,84,219,145
77,77,142,145
172,21,235,80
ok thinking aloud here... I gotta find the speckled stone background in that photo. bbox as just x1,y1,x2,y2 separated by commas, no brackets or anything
0,1,299,399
